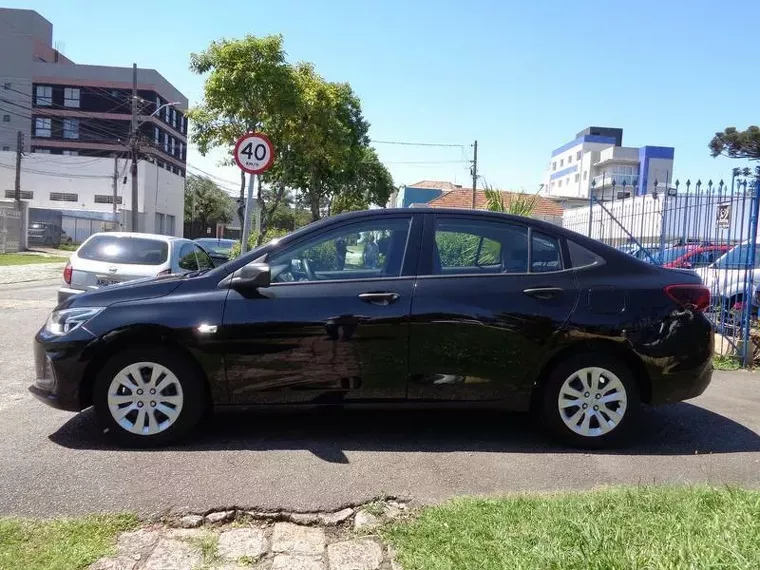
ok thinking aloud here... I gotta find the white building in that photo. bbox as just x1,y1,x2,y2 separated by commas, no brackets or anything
542,127,675,208
0,152,183,241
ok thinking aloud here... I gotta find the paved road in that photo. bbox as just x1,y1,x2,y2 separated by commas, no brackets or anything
1,280,759,517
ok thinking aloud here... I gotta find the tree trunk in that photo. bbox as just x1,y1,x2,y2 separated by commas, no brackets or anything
237,170,246,230
310,192,321,222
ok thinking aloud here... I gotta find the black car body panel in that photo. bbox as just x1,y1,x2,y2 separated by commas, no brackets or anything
30,208,713,416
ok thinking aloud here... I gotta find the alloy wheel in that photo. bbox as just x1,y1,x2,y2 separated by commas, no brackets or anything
557,366,628,438
107,362,184,436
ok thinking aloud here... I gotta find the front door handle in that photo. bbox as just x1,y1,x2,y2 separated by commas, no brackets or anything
359,292,400,306
523,287,563,300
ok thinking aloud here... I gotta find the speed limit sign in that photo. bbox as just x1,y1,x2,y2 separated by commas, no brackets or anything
234,132,275,174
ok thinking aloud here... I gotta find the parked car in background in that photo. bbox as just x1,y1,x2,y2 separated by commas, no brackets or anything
58,232,214,304
194,238,237,266
617,242,660,262
33,209,713,449
28,222,72,247
653,245,730,269
696,240,760,311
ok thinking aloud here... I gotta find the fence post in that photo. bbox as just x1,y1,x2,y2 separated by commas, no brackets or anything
741,178,760,367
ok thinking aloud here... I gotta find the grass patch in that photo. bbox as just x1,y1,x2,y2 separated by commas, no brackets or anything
383,486,760,570
186,533,219,568
0,254,63,266
56,243,78,252
0,514,138,570
714,354,741,371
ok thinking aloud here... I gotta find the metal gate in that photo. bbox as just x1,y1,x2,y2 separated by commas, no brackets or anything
0,202,21,253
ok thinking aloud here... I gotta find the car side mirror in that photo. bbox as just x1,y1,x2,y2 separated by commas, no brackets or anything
231,262,271,290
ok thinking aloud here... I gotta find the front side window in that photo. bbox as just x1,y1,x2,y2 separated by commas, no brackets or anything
35,85,52,106
35,118,51,137
432,219,528,274
63,118,79,139
64,87,80,108
269,217,411,283
178,243,198,271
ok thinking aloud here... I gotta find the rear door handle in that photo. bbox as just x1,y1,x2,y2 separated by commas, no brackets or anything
523,287,563,300
358,292,400,306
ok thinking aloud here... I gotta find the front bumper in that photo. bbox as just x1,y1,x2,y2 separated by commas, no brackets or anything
29,330,92,412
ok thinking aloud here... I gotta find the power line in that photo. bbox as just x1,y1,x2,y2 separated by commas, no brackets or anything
0,162,113,179
372,139,466,149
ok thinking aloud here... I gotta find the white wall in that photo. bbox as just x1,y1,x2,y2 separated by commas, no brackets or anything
0,152,184,236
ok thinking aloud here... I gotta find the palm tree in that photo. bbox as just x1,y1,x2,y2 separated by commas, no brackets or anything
483,184,538,217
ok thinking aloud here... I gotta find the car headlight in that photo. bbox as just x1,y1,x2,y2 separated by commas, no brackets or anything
45,307,105,336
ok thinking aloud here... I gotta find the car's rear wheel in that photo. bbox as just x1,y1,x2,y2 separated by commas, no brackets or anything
541,353,639,448
93,347,206,447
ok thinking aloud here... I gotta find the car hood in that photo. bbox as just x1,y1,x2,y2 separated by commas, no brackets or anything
58,274,185,309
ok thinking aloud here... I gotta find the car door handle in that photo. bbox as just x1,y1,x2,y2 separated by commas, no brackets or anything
358,292,400,306
523,287,563,299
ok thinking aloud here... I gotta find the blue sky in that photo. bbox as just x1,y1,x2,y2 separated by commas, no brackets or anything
5,0,760,194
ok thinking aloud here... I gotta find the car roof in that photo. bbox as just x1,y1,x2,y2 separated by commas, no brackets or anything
88,232,185,242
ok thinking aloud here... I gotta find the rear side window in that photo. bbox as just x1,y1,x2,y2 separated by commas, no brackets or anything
78,235,168,265
567,240,603,269
433,219,528,274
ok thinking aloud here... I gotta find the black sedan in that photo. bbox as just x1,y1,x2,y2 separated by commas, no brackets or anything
30,208,713,448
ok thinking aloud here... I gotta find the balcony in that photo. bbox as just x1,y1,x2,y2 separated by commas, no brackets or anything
591,173,639,189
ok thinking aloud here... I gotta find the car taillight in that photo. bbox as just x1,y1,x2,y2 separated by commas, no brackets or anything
63,262,72,285
664,284,710,312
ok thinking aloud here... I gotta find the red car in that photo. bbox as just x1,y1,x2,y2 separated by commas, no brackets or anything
661,245,731,269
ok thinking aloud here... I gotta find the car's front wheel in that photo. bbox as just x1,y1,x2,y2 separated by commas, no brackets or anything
541,354,640,448
93,347,206,447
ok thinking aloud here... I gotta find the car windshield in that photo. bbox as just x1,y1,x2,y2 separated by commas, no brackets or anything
78,235,169,265
196,239,236,254
714,244,760,270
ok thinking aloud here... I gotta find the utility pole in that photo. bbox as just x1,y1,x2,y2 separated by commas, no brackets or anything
470,140,478,209
112,155,119,222
130,63,139,232
14,130,23,204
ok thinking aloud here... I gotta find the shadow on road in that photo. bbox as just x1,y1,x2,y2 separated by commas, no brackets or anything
48,402,760,462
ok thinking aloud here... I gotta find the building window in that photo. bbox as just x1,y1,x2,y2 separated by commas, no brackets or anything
3,83,10,90
182,116,187,134
111,90,120,98
558,179,562,187
63,118,79,139
156,95,161,112
4,190,33,199
50,192,78,202
583,171,588,180
63,87,80,108
34,149,51,154
550,181,555,188
552,161,556,171
170,108,176,128
154,126,160,145
576,150,582,161
62,150,78,156
560,159,564,167
35,85,52,106
170,138,175,156
34,118,52,137
164,135,169,153
2,146,9,151
567,155,572,164
165,105,170,123
94,194,122,204
166,214,175,236
2,115,9,122
179,142,184,160
574,173,580,182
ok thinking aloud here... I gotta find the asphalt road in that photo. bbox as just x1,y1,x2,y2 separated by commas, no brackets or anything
1,279,759,517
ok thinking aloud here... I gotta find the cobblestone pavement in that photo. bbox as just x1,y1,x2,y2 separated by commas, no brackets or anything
0,261,65,285
90,504,406,570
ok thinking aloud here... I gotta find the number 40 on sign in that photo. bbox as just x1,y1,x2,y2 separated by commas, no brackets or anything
234,133,275,174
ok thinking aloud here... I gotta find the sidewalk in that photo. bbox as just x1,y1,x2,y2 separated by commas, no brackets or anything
90,504,406,570
0,261,65,285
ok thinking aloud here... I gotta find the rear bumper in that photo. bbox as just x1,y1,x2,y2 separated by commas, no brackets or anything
58,287,84,305
649,359,713,404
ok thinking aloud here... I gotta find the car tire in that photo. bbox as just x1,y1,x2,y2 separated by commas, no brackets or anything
92,346,207,448
540,353,640,449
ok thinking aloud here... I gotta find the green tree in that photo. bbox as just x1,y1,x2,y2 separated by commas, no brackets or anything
186,34,299,230
184,174,233,229
709,126,760,160
330,147,394,214
483,185,537,217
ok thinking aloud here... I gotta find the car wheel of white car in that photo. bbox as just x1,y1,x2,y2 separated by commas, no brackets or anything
541,353,640,448
93,346,206,447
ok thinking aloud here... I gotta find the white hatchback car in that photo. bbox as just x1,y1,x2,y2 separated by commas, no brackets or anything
695,240,760,310
58,232,215,304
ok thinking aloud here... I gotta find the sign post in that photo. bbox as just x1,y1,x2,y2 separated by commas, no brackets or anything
233,133,275,254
